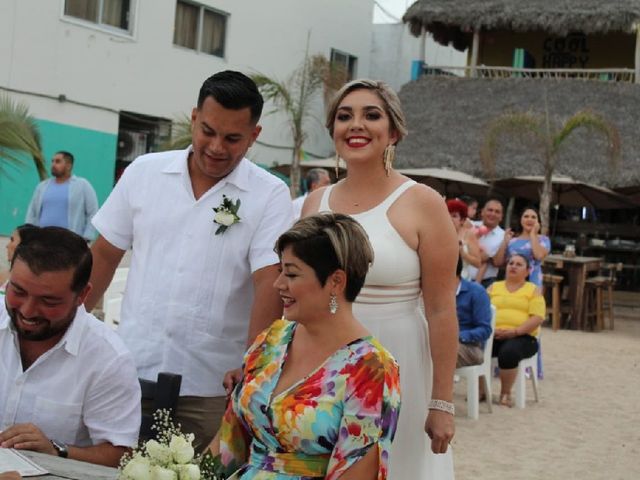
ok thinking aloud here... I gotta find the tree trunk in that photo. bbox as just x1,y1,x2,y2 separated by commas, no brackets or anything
540,169,553,236
290,140,303,198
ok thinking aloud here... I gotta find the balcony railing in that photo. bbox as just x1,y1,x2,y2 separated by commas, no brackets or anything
421,65,637,83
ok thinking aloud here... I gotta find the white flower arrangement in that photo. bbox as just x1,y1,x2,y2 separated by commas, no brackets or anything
119,410,225,480
212,195,241,235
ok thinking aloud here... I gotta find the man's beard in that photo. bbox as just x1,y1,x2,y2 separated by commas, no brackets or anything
8,306,77,341
51,168,63,178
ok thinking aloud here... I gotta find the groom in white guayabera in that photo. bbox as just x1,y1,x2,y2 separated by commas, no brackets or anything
85,71,294,452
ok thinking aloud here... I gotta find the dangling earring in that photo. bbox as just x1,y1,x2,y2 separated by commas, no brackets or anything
334,154,341,179
329,293,338,314
383,144,395,177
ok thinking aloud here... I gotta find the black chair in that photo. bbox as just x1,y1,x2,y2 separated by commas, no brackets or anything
139,372,182,441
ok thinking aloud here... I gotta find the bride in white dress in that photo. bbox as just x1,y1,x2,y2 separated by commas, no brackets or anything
302,79,458,479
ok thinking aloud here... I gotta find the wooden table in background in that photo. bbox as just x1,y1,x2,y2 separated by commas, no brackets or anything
20,450,117,480
544,254,603,330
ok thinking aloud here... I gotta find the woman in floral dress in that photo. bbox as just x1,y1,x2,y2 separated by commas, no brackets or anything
210,213,401,479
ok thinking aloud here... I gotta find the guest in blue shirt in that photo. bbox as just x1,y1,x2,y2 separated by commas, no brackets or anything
456,256,493,367
26,151,98,240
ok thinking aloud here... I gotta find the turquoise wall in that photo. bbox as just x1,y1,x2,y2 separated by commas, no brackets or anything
0,119,117,235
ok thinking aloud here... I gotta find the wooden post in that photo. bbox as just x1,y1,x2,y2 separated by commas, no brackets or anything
419,29,427,63
635,27,640,83
470,30,480,78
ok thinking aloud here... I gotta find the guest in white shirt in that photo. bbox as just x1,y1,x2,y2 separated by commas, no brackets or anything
85,71,293,452
466,198,505,287
292,168,331,218
0,227,140,467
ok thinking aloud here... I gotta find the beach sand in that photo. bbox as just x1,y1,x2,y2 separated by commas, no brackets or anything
450,303,640,480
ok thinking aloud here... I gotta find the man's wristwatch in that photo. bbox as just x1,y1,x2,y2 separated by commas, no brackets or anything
51,439,69,458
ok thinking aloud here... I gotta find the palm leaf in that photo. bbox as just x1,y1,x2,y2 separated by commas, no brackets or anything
0,95,47,180
159,113,193,151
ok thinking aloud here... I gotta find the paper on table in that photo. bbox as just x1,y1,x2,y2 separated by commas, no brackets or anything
0,449,49,476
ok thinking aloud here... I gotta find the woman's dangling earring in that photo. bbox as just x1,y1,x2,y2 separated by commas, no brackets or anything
329,293,338,314
334,154,341,179
383,144,395,177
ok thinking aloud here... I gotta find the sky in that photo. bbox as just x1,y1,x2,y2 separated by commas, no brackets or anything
373,0,414,23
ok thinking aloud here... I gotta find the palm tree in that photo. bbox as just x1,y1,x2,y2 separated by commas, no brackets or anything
0,95,47,180
160,113,192,151
252,43,346,197
480,108,620,234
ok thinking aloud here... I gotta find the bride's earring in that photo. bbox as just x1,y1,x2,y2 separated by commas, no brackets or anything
329,293,338,314
383,144,395,177
334,154,341,179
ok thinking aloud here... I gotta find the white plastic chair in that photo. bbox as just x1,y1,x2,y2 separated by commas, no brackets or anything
514,339,540,409
102,267,128,330
104,296,122,330
492,330,541,409
455,306,496,419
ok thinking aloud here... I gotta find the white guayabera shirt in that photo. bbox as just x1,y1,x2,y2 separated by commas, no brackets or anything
0,306,141,447
92,147,294,397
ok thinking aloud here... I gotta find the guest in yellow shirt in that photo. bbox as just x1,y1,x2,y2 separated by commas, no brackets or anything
488,253,545,406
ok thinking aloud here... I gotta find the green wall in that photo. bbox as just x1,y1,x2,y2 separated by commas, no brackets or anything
0,119,117,235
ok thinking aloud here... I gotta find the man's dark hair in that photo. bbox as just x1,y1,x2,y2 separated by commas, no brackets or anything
12,227,92,294
197,71,264,124
304,168,330,192
482,196,504,209
56,151,74,165
459,195,477,207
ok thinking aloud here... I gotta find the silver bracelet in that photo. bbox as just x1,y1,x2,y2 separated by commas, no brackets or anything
428,399,455,415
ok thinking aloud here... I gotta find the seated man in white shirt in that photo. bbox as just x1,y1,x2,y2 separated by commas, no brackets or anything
0,227,140,467
292,168,331,218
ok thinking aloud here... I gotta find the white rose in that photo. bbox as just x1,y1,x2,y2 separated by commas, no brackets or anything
173,464,200,480
151,465,177,480
122,455,152,480
214,211,236,226
145,439,172,465
169,435,195,464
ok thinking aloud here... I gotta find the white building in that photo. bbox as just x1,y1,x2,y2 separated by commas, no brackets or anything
0,0,374,233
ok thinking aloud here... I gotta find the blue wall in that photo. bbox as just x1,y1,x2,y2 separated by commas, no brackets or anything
0,119,117,235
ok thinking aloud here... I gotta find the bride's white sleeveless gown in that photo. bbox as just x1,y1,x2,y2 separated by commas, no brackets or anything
318,181,455,479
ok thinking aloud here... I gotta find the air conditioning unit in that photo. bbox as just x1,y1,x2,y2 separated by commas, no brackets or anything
117,130,148,163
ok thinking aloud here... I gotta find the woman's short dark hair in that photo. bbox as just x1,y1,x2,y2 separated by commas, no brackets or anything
507,253,530,269
12,227,92,294
275,213,374,302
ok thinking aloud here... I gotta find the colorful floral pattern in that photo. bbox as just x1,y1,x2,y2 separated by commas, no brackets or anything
220,319,401,479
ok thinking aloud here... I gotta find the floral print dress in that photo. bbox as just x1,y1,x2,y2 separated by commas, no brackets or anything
220,318,401,479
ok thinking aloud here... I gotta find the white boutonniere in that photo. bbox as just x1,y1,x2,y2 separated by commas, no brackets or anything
212,195,241,235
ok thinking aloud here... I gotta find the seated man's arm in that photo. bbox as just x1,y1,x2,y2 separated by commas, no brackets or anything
459,287,493,344
85,236,126,311
0,424,128,467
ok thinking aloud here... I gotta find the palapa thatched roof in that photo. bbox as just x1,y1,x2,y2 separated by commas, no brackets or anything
403,0,640,49
395,76,640,188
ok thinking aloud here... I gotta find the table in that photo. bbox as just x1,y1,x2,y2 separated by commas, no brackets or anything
19,451,118,479
544,254,603,330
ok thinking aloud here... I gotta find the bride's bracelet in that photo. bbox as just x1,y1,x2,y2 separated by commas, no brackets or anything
428,399,455,415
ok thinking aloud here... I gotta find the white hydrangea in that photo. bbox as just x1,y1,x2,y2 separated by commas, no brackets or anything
150,465,177,480
145,439,173,465
172,463,201,480
169,435,195,464
121,454,152,480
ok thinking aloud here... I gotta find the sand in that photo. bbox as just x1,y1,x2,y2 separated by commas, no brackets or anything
450,308,640,480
